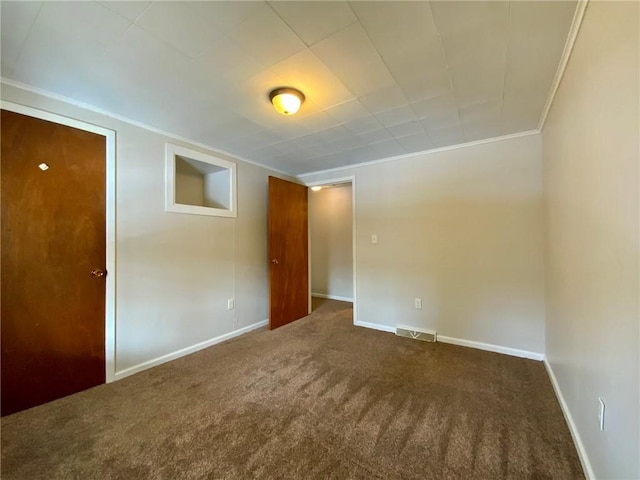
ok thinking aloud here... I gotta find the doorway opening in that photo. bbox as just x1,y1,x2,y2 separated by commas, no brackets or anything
307,177,356,323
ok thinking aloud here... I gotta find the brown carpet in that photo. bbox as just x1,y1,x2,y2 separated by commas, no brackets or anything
1,298,583,479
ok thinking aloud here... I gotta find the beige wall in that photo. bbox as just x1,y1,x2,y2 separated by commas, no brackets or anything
1,82,287,377
309,184,353,300
302,134,546,355
542,2,639,478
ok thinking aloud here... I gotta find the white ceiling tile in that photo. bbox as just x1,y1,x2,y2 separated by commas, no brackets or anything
411,93,457,120
100,1,149,22
342,115,383,135
314,140,352,157
301,125,353,145
438,26,508,70
270,50,355,109
387,121,425,139
430,1,509,37
267,120,311,141
396,69,452,104
198,35,265,86
458,100,502,125
311,22,380,73
135,2,223,58
228,4,306,68
269,1,357,46
382,44,450,102
396,133,435,153
187,1,266,34
359,85,408,115
311,22,395,96
419,111,461,132
432,1,509,110
99,25,209,102
374,105,417,128
34,1,130,49
501,1,577,134
228,130,284,151
382,41,446,74
449,61,505,109
347,138,406,162
462,121,502,142
350,1,439,58
13,25,105,102
336,60,397,98
322,135,365,152
458,100,502,139
356,128,392,144
324,99,370,124
299,110,342,132
426,124,466,148
0,1,43,76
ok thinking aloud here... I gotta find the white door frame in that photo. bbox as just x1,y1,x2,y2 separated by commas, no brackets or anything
1,100,117,383
304,175,357,325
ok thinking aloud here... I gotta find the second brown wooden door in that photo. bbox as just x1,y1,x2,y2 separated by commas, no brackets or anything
268,176,309,329
1,110,107,416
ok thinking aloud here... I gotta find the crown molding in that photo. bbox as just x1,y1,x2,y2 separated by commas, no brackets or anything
0,77,291,177
537,0,589,131
297,129,540,178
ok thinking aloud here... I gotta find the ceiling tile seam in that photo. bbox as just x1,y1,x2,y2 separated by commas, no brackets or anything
344,0,412,116
405,106,436,148
537,0,589,132
131,2,152,24
99,1,147,25
269,3,359,49
424,1,465,143
265,1,314,48
131,14,208,60
498,2,512,136
9,1,45,79
0,77,292,176
297,129,541,179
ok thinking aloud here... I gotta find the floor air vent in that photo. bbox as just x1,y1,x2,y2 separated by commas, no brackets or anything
396,325,437,342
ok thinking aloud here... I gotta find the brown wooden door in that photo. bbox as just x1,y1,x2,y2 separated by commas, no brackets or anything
268,176,308,329
1,110,106,416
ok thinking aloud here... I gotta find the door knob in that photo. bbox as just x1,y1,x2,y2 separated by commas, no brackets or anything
270,259,279,264
91,269,106,277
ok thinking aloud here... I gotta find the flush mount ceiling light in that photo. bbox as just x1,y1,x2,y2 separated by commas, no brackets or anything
310,186,323,191
269,87,305,116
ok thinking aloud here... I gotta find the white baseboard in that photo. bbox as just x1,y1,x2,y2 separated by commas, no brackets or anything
114,319,268,381
353,320,396,333
312,292,353,302
437,335,544,361
353,323,544,361
543,358,595,480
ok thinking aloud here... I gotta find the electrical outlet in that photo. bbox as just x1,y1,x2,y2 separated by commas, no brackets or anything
227,298,234,310
414,298,422,309
371,234,378,244
598,397,605,431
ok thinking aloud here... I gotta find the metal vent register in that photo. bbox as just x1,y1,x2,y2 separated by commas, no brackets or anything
396,325,437,343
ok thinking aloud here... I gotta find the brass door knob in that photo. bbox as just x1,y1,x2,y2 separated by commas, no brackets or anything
270,259,279,264
91,269,106,277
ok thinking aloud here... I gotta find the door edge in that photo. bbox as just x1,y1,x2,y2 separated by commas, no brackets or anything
1,100,117,383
